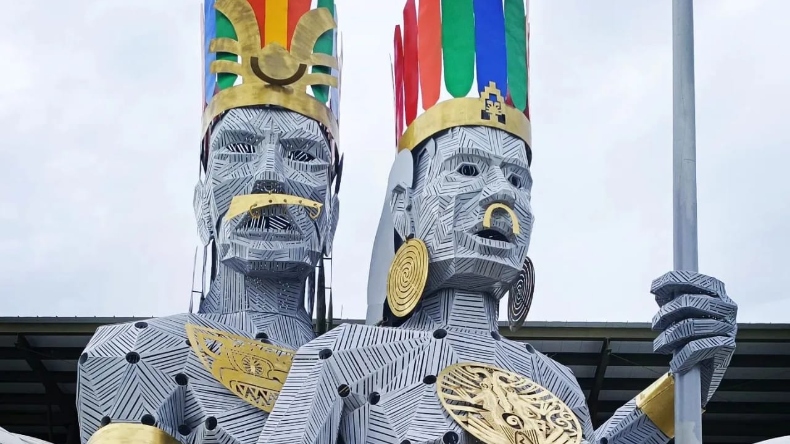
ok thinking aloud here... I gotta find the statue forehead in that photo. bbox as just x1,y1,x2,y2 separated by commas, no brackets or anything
210,107,329,150
427,127,530,165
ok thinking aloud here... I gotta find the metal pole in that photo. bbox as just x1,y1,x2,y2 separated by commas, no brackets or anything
672,0,702,442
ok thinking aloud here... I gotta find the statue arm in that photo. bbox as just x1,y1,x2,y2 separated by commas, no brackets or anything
592,373,674,444
259,328,347,444
535,354,670,444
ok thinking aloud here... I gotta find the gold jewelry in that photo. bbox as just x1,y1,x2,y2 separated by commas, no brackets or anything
185,324,295,413
225,193,323,221
437,362,583,444
386,237,429,318
398,83,532,153
202,1,340,141
507,256,535,332
635,372,676,438
483,202,521,235
87,424,179,444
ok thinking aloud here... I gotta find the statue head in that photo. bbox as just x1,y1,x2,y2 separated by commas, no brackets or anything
367,0,532,324
195,107,340,279
392,126,533,295
197,0,342,280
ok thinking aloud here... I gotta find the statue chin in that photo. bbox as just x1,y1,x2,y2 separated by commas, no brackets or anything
218,238,320,279
427,253,521,298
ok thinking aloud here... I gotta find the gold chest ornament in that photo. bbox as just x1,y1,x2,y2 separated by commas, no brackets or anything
185,324,295,413
437,363,583,444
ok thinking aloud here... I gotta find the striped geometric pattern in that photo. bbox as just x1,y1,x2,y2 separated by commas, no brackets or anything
594,272,739,443
77,107,339,444
368,126,533,326
393,0,530,141
77,312,307,444
339,122,734,444
650,271,738,405
1,426,54,444
259,289,595,444
195,107,340,277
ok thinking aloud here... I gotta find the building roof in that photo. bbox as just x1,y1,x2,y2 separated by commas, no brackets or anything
1,317,789,444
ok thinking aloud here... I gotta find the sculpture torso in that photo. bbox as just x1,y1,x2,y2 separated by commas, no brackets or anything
76,271,315,444
261,290,595,444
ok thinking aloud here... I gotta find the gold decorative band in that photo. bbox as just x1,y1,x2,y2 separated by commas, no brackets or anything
87,424,179,444
635,372,675,438
201,83,339,142
225,194,323,221
483,203,521,235
397,89,532,152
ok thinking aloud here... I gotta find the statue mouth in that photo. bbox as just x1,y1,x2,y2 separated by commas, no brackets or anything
475,228,510,243
235,206,301,240
475,226,511,243
224,193,322,241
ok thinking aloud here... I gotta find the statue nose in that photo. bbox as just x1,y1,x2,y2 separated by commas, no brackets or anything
252,180,286,194
479,169,516,208
251,136,287,191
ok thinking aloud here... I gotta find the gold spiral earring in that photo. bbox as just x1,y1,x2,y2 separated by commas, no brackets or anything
386,237,429,318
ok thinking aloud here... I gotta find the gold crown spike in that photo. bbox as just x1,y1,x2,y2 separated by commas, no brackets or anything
201,0,340,140
393,0,532,160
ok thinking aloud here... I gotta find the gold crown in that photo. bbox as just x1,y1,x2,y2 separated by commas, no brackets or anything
392,0,532,161
397,82,532,153
202,0,340,139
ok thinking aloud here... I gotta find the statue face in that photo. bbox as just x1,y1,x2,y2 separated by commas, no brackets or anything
397,126,533,297
195,107,339,278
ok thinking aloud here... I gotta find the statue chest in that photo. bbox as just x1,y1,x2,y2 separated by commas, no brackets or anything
330,326,587,444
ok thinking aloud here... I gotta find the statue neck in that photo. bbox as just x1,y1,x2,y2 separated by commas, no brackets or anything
198,264,307,316
403,289,499,332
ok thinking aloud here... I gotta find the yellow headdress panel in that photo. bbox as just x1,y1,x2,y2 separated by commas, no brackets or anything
201,0,341,141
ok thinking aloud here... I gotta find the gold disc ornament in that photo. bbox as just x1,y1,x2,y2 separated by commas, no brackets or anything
437,362,583,444
386,237,429,318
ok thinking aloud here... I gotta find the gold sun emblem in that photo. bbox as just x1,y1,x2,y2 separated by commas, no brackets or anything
185,324,295,413
437,363,583,444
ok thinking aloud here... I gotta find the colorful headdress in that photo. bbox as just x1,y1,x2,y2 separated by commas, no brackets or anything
201,0,341,161
393,0,531,162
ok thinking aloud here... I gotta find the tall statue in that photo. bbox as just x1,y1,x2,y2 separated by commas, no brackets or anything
75,1,342,443
259,1,737,444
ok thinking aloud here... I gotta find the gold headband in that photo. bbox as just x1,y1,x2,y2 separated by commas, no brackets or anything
398,83,532,153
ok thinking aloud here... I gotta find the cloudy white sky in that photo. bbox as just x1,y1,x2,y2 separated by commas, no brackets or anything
0,0,787,323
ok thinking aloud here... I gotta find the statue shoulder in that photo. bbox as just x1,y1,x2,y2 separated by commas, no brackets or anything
78,313,273,444
295,322,432,356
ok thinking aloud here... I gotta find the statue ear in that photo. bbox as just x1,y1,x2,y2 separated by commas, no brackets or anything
366,149,415,325
323,194,340,256
389,149,416,239
194,180,213,245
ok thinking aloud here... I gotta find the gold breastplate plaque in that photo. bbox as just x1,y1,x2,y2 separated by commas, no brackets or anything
185,324,295,412
437,363,582,444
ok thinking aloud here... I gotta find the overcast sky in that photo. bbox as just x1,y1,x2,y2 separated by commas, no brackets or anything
0,0,787,324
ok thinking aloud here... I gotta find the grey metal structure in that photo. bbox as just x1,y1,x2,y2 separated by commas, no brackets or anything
259,123,738,444
2,318,790,444
672,0,703,441
74,107,340,444
257,1,739,442
71,0,345,439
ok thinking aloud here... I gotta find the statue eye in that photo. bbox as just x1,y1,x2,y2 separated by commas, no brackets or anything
226,143,255,153
457,164,480,177
287,150,316,162
508,174,523,188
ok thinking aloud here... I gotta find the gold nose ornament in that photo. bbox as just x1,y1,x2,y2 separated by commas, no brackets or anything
225,194,323,221
482,203,521,235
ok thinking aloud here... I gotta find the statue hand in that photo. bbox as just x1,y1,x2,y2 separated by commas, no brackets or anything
650,271,738,404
